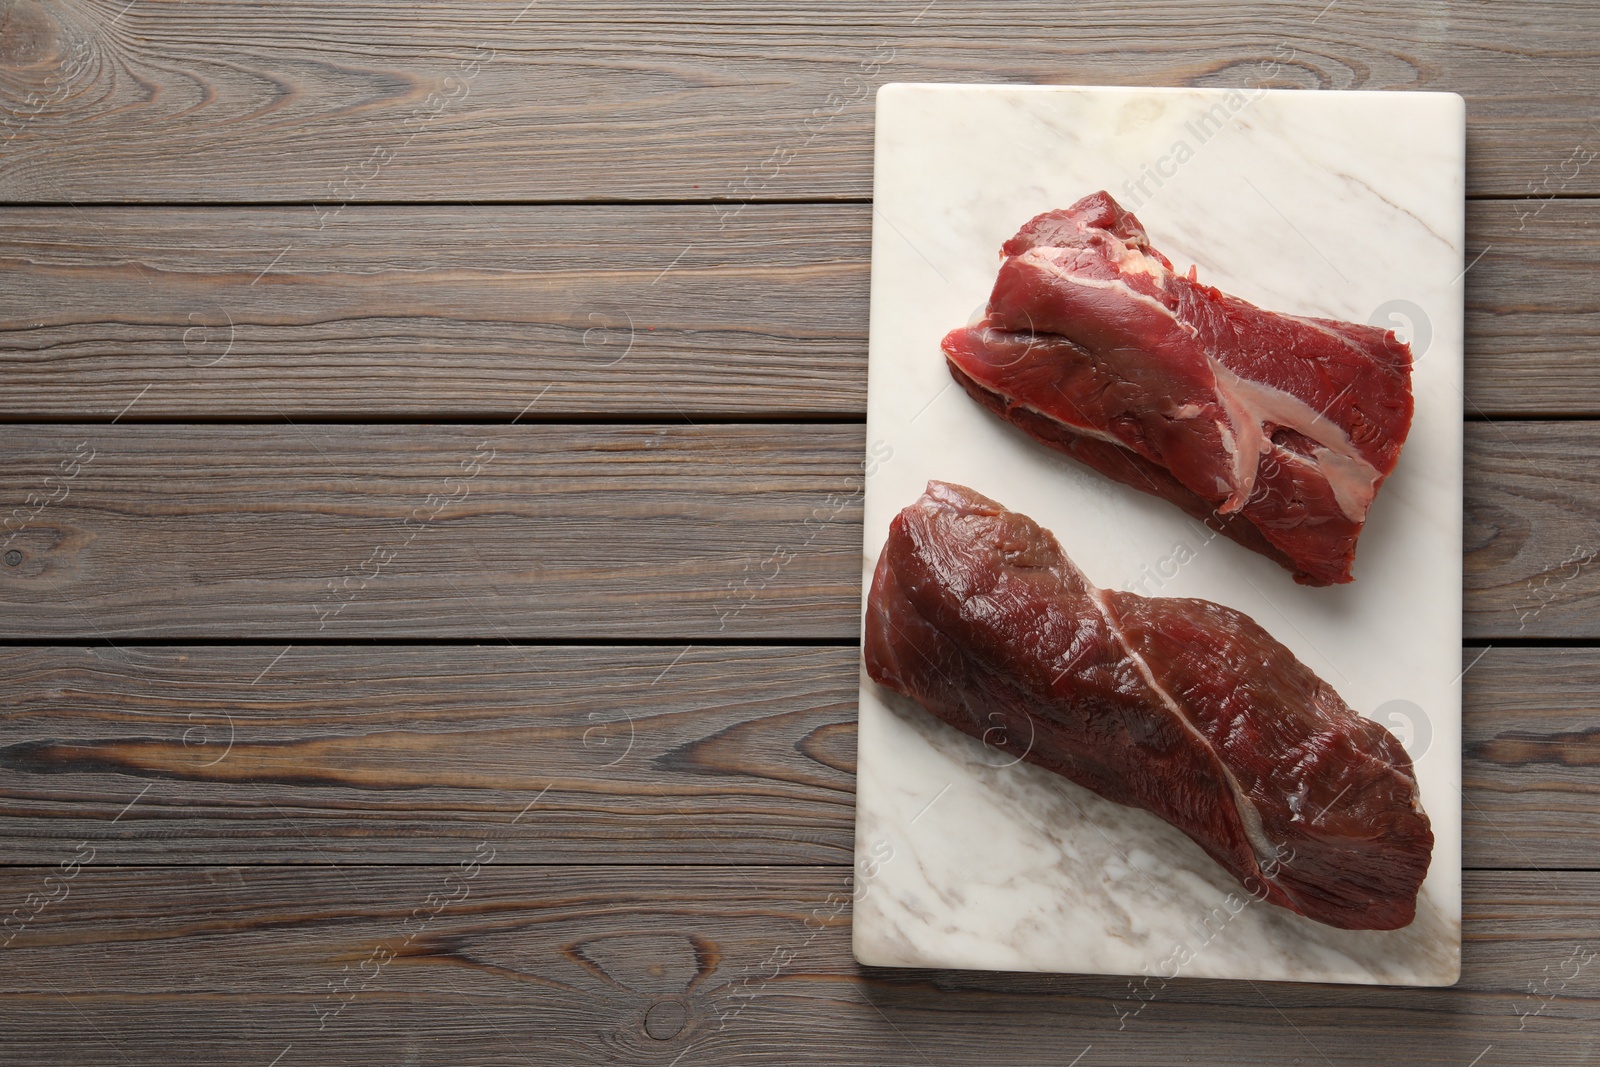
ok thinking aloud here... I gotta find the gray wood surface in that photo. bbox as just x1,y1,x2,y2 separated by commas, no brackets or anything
0,201,1593,418
1465,648,1600,870
1,422,1598,639
0,644,859,865
0,866,1594,1066
2,0,1593,1063
1467,201,1600,417
0,645,1593,870
0,424,864,639
1465,422,1600,638
0,0,1595,201
0,205,869,418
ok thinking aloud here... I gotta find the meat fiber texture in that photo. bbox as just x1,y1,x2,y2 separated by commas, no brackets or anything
864,481,1433,931
941,191,1414,586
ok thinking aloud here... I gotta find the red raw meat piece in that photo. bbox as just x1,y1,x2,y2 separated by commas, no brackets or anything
942,191,1414,585
865,481,1433,931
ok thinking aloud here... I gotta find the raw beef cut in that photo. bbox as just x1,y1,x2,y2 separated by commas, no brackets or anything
864,481,1433,931
942,191,1414,586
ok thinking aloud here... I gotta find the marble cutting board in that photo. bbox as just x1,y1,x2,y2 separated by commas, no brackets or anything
853,84,1465,986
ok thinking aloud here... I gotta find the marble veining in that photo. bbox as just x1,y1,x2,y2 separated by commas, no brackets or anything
854,85,1465,986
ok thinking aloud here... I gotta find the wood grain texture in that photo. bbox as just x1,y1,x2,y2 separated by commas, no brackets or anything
0,0,1589,1059
1,0,1597,202
1,866,1595,1066
2,421,1598,639
0,205,869,418
1465,648,1600,870
0,200,1592,419
1465,421,1600,638
1467,201,1600,417
0,645,858,865
0,424,865,639
0,645,1591,870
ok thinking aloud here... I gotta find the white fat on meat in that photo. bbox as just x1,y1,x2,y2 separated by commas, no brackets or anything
1209,362,1381,522
1024,233,1383,523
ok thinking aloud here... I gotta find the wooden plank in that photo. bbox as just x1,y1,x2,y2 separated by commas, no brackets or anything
0,424,865,639
0,645,858,865
1464,647,1600,870
0,866,1594,1065
1464,422,1600,639
0,645,1592,869
0,200,1591,419
2,421,1597,639
1468,201,1600,417
1,1,1596,202
0,205,870,418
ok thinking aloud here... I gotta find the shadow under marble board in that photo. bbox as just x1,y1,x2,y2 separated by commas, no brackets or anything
853,84,1464,986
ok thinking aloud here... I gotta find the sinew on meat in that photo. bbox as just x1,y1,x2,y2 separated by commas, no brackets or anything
942,191,1414,586
865,481,1433,930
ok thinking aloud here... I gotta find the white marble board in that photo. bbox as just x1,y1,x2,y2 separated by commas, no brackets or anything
853,84,1465,987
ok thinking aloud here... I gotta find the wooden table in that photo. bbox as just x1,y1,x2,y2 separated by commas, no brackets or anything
1,2,1596,1063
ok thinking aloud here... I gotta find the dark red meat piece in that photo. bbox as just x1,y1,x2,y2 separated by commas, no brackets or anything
865,481,1433,931
942,191,1414,585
